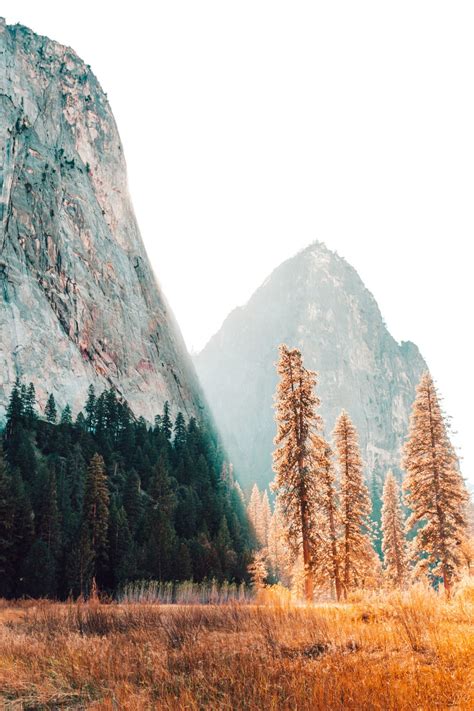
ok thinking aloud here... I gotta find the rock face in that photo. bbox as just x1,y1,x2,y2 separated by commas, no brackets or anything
195,242,427,490
0,19,205,421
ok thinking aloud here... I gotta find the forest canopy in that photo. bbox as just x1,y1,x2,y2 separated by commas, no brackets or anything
0,380,252,599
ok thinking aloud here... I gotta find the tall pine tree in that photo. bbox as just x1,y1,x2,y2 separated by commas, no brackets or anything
247,483,262,546
259,490,272,548
145,453,176,580
312,435,343,601
45,394,58,424
332,410,373,598
85,384,96,433
402,372,467,595
24,382,37,427
80,454,110,594
381,470,408,588
267,500,292,585
5,377,23,440
272,345,322,602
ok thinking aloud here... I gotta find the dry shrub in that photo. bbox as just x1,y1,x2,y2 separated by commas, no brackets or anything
387,584,439,652
454,576,474,605
255,583,292,607
159,607,205,650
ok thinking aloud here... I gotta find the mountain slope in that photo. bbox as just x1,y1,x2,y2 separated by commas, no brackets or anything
195,242,426,489
0,19,204,421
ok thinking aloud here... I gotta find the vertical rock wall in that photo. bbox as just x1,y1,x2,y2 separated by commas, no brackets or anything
0,19,205,421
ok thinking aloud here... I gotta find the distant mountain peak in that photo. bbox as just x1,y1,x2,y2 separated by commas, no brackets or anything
194,242,426,489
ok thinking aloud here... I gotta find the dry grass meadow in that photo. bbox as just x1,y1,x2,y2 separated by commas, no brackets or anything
1,583,474,710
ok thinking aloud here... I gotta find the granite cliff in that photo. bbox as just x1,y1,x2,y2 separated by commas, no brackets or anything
195,242,427,490
0,19,204,421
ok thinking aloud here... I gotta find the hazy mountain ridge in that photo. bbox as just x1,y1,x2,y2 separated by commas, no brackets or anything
0,19,205,421
195,242,427,489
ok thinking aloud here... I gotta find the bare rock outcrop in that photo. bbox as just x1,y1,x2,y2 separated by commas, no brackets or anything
0,19,204,421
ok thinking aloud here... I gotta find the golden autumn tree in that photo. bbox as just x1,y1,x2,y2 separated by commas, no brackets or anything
332,410,373,598
312,435,343,601
247,483,262,545
248,550,268,591
271,345,322,602
459,498,474,577
247,485,273,549
403,372,468,595
267,500,292,586
381,470,408,588
259,490,272,547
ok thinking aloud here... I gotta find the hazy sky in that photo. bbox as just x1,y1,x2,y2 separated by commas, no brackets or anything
2,1,473,481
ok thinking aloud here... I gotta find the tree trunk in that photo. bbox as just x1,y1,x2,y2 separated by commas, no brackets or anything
442,565,451,598
329,503,342,602
302,533,314,602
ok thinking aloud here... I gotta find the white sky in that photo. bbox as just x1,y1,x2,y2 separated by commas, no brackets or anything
2,1,473,482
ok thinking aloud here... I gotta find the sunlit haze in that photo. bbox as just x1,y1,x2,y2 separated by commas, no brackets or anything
2,1,472,482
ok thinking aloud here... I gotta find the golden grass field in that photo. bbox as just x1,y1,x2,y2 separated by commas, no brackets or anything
1,583,474,710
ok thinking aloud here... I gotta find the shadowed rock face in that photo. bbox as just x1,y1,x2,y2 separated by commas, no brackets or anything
195,242,427,490
0,19,204,421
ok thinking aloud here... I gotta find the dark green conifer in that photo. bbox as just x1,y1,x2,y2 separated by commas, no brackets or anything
145,453,176,580
108,500,135,588
161,401,173,441
0,454,14,596
123,469,142,534
215,515,237,579
177,541,193,580
36,464,61,557
10,470,34,595
5,377,23,439
60,404,73,425
21,540,57,598
85,384,96,432
24,382,37,427
75,411,87,431
45,394,58,424
173,412,187,450
80,453,110,593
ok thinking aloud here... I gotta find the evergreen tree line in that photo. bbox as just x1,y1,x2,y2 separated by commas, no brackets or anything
253,345,469,600
0,379,251,599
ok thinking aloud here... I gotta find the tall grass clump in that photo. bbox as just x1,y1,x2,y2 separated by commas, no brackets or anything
119,579,252,605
